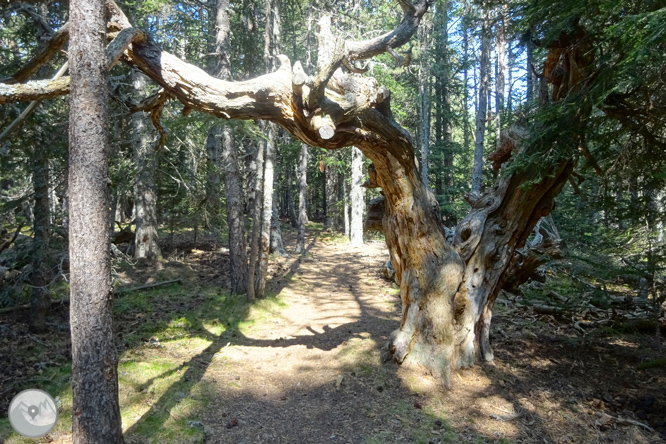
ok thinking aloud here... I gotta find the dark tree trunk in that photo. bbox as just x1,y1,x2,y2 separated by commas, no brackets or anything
211,0,247,294
29,142,51,333
68,0,123,440
221,126,247,294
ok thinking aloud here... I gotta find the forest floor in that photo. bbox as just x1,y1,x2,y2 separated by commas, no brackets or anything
1,224,665,444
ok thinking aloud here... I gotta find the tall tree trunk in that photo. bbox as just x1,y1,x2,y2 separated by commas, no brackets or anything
343,177,350,239
494,2,506,147
247,140,264,302
132,71,162,261
209,0,247,294
255,0,281,297
506,41,513,112
68,0,123,440
471,8,491,198
29,141,51,333
287,167,298,227
296,143,308,254
270,189,287,255
418,21,430,187
205,125,222,229
462,18,471,158
256,127,275,298
325,156,338,229
350,147,364,247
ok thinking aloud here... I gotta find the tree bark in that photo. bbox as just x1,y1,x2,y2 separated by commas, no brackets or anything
68,0,123,440
418,20,431,187
350,146,364,247
132,71,162,261
325,155,338,229
471,7,491,199
296,143,309,254
247,139,264,302
494,2,506,147
256,123,277,298
270,189,288,256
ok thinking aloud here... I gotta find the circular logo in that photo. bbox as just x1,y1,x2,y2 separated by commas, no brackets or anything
8,389,58,438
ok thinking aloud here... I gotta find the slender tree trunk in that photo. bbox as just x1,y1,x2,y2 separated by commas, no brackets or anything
205,126,222,228
462,19,470,157
287,167,298,227
256,127,275,297
325,156,338,229
209,0,247,293
296,143,308,254
29,142,51,333
68,0,123,440
506,41,513,112
471,8,491,198
418,21,430,186
343,177,350,239
247,139,264,301
494,3,506,147
270,189,287,255
221,126,248,293
526,39,536,103
350,147,364,247
132,71,162,261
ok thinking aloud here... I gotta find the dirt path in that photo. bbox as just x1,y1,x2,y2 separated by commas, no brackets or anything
194,235,413,443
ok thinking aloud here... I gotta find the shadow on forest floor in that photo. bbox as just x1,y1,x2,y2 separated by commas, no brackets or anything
0,225,665,444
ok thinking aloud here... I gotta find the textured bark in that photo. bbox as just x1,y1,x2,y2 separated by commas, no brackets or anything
350,146,364,247
205,126,222,226
29,142,51,333
256,124,277,298
247,141,264,302
221,126,247,294
471,8,491,198
270,190,288,256
494,3,506,147
68,0,123,441
418,21,430,186
325,157,338,229
453,126,574,367
132,71,162,261
296,143,309,254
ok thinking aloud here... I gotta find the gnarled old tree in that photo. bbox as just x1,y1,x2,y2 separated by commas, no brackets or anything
0,0,592,386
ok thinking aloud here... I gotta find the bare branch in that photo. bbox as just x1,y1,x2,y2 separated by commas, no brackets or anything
0,62,69,144
0,77,70,104
0,23,69,85
345,0,430,61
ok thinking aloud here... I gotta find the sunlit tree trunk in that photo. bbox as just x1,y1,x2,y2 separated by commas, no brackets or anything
296,143,309,254
350,147,364,247
68,0,123,439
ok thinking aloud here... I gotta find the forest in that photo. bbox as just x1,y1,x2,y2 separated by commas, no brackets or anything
0,0,665,442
